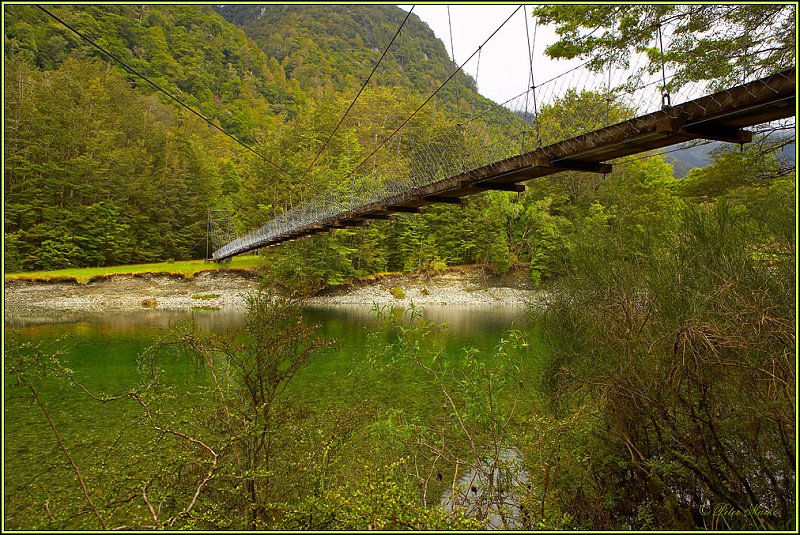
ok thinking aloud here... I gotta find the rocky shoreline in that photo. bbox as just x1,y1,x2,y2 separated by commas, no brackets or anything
4,266,542,319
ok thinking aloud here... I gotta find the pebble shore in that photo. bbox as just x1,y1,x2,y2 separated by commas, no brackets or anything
4,266,542,318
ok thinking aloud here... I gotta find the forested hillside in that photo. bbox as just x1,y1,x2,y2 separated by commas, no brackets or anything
215,5,475,97
3,4,492,274
4,4,300,270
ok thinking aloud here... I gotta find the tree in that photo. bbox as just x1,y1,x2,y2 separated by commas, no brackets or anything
678,142,788,200
533,5,795,91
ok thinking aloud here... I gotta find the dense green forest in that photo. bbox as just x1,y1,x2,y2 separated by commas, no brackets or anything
6,4,793,289
4,4,494,275
3,3,796,530
4,5,294,270
7,4,772,283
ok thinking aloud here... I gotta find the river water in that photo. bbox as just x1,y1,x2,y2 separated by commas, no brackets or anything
4,304,534,529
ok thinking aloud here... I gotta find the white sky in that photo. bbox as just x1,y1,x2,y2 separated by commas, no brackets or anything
399,4,583,104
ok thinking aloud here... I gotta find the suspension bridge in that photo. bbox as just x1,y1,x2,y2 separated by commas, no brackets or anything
212,8,796,262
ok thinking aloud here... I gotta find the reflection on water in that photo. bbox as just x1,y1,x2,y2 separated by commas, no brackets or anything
5,308,247,331
5,303,529,337
4,304,531,403
4,303,531,415
305,303,529,338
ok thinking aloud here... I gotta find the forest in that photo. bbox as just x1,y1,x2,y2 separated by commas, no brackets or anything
4,5,793,287
3,3,796,531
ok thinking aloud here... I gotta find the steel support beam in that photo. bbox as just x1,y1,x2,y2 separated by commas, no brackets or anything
359,212,395,220
471,182,526,192
423,195,464,204
387,205,423,213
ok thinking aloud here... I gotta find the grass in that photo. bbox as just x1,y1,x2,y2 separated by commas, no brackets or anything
4,256,263,284
192,293,221,300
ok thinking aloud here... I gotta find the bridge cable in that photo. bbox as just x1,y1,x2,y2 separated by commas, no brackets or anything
657,18,671,109
35,5,294,179
455,6,735,133
332,5,523,189
603,18,615,181
448,7,466,170
513,6,741,99
296,5,415,185
475,46,482,91
464,7,662,130
447,6,462,125
523,6,541,148
606,18,615,125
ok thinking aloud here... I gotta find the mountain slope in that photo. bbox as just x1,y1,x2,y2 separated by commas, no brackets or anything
215,4,474,96
5,5,303,129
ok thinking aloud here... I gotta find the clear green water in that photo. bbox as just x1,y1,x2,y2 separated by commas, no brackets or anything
4,304,534,529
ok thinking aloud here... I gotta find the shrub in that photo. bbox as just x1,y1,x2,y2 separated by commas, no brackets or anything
390,286,405,299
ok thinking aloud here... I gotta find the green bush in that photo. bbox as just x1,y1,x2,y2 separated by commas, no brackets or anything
533,198,795,529
389,286,405,299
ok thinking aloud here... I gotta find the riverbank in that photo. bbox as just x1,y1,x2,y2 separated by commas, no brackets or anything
3,265,543,318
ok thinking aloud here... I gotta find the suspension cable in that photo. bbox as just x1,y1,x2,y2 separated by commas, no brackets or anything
297,5,415,184
523,5,541,146
332,5,523,189
606,18,615,125
657,18,671,109
447,5,462,124
522,6,532,118
35,4,294,178
475,46,482,92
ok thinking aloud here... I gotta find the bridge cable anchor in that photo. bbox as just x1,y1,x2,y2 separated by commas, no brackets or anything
661,91,672,110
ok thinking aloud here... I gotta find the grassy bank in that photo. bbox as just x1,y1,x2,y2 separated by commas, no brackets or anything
4,255,263,284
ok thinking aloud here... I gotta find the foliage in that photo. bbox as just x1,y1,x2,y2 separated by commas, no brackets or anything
533,4,795,90
4,4,301,119
215,4,481,106
4,2,692,287
5,3,795,531
367,304,542,529
5,289,506,530
390,286,406,299
537,88,633,144
139,288,342,529
532,154,795,529
7,288,338,529
3,3,528,278
679,141,790,200
4,255,263,284
287,459,482,530
191,293,220,300
264,232,357,295
3,56,225,270
4,338,113,529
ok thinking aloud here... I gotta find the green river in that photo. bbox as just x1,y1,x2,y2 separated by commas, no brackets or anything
4,304,536,529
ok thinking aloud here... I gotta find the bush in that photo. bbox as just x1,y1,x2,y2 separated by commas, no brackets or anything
390,286,405,299
533,198,795,529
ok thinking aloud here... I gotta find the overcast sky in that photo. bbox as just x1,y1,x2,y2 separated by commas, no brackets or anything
398,4,583,105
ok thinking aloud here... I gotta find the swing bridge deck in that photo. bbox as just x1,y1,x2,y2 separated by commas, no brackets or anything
213,69,795,261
